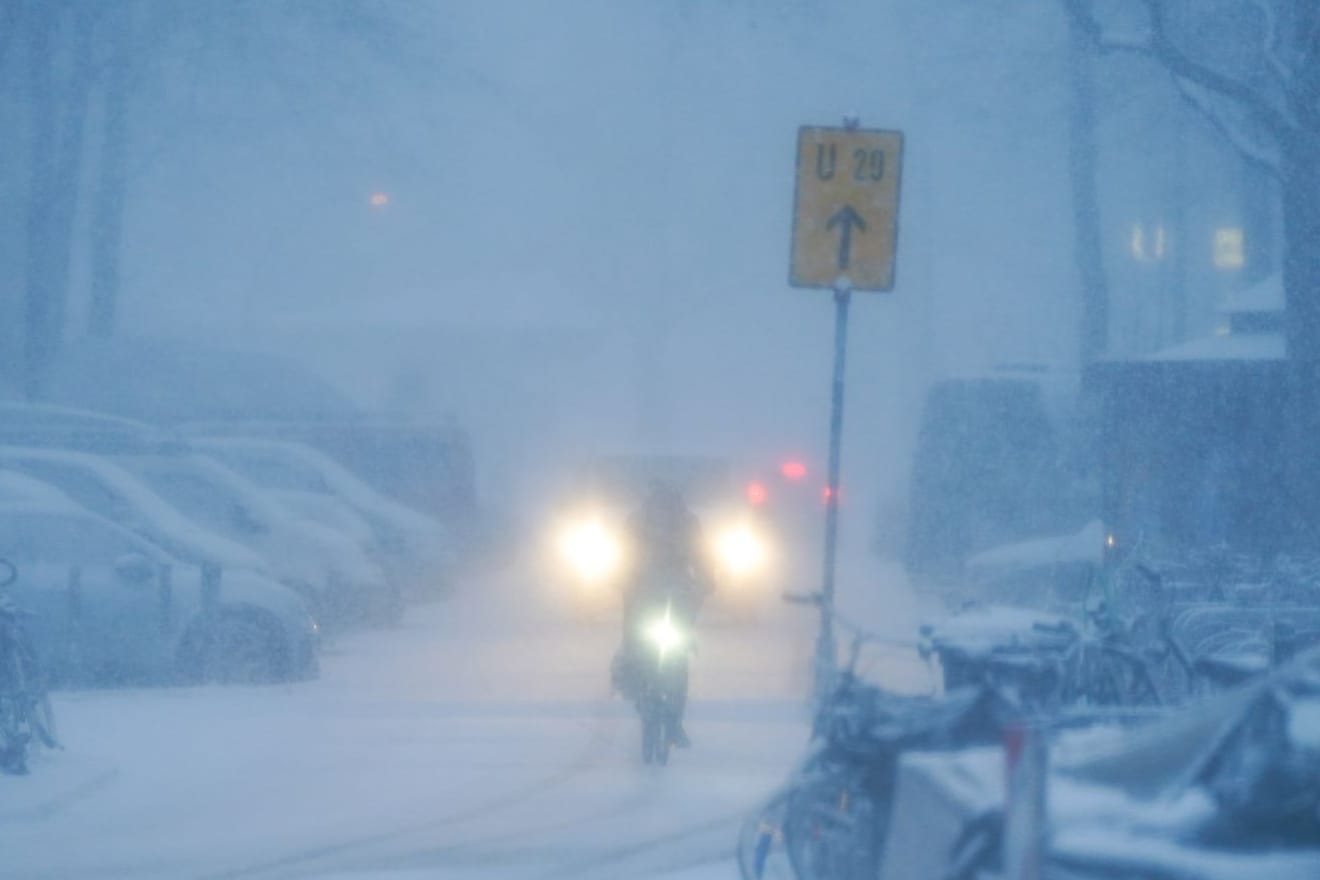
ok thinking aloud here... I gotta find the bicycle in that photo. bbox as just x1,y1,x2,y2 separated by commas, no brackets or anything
0,559,58,775
739,615,1012,880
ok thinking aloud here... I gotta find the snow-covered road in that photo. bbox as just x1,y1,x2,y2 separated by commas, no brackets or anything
1,560,929,879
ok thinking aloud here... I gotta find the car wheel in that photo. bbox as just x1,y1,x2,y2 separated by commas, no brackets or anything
181,613,286,685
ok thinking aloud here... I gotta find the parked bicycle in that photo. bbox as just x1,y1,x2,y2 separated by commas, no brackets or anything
740,595,1194,880
1,559,58,775
739,622,1013,880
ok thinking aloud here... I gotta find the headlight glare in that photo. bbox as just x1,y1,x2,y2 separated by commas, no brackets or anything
715,523,769,578
556,516,624,585
643,609,687,658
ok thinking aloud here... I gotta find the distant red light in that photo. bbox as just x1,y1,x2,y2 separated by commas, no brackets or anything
780,460,807,481
746,481,768,505
822,485,838,504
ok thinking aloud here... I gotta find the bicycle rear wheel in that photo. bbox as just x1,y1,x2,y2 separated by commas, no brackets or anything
641,710,671,766
737,789,792,880
16,639,57,748
785,773,883,880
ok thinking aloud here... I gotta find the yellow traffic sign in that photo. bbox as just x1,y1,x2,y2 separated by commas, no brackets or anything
790,126,903,291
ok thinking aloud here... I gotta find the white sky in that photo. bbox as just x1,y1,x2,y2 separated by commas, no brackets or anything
91,1,1242,525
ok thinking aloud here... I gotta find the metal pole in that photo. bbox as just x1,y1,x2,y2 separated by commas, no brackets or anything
814,283,852,700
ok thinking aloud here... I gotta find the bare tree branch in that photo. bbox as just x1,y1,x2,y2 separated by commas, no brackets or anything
1246,0,1295,91
1143,0,1296,133
1063,0,1296,138
1173,77,1283,178
1059,0,1146,48
1293,3,1320,130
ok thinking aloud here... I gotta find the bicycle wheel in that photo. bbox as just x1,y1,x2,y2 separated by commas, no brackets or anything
1137,634,1197,704
737,789,793,880
14,638,56,748
0,644,32,774
0,702,27,773
641,714,657,765
653,715,671,767
784,773,883,880
1097,646,1161,706
1064,642,1161,708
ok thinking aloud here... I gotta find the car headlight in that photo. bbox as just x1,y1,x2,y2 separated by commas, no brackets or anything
714,523,770,579
643,608,688,659
555,516,624,585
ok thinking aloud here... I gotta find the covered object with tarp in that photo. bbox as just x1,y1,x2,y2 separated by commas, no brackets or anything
879,647,1320,878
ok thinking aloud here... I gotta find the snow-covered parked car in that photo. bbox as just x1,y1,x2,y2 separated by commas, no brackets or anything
0,447,272,580
0,400,181,449
271,488,378,549
0,495,317,685
110,451,398,625
0,469,82,508
194,438,456,598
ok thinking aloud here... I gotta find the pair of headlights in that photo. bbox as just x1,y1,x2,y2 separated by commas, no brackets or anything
553,516,771,585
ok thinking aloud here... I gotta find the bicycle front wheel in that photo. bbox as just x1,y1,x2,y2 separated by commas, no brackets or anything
784,772,884,880
738,788,793,880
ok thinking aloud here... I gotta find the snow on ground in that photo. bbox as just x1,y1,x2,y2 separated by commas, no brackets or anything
0,553,931,879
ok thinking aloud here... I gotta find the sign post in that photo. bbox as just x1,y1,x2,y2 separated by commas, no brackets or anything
789,118,903,699
1003,724,1049,880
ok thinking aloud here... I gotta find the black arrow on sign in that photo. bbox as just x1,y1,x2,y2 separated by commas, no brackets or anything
826,205,867,270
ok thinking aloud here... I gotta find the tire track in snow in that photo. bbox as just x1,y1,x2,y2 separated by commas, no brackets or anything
339,804,745,880
530,809,741,880
299,773,669,878
221,715,741,880
0,765,120,824
200,691,626,880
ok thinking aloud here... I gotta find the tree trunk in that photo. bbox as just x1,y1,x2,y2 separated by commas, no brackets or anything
1281,129,1320,544
1066,11,1109,365
1166,109,1189,344
24,7,60,400
0,1,21,70
21,6,96,398
23,5,94,398
47,10,94,340
89,6,132,338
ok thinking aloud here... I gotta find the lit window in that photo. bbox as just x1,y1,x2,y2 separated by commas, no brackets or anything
1130,223,1167,263
1214,227,1244,271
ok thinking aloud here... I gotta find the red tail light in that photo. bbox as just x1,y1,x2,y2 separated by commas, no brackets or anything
746,481,768,506
780,460,807,481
